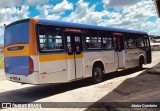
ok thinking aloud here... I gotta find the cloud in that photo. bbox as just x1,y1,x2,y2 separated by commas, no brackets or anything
0,5,30,37
36,0,73,20
63,0,108,24
149,19,160,35
25,0,48,5
0,7,17,38
63,0,159,36
36,5,52,16
16,5,30,19
0,0,47,9
0,0,159,40
53,0,73,12
36,4,61,19
0,0,22,8
103,0,139,8
99,0,158,34
0,26,4,38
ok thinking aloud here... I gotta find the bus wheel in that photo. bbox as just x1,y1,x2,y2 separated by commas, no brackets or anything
92,65,104,83
138,58,144,69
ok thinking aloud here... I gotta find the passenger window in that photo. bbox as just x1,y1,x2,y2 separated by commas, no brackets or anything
136,37,144,48
103,36,113,49
127,37,136,49
86,30,102,49
38,25,63,52
124,40,129,49
144,38,150,48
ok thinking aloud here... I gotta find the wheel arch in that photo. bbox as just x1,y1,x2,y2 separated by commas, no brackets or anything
92,59,105,73
139,54,145,64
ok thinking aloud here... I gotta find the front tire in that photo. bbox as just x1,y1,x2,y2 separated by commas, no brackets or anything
138,58,144,69
92,65,104,83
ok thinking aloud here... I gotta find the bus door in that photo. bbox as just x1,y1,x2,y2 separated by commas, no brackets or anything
114,35,125,69
143,36,152,63
66,33,83,80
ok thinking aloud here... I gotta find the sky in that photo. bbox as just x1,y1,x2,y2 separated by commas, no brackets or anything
0,0,159,44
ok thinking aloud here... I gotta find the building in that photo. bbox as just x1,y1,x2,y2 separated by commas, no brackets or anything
149,35,160,42
150,35,160,41
149,35,160,50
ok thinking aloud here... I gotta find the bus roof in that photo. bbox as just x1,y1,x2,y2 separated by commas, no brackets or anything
6,18,148,35
38,19,148,35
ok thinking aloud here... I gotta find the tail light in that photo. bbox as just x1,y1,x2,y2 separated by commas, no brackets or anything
29,57,34,74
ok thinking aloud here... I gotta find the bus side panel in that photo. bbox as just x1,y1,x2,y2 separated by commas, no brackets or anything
84,51,117,78
38,53,68,84
125,49,140,68
125,48,147,68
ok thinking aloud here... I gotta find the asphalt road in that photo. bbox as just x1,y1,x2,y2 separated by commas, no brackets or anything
0,51,160,111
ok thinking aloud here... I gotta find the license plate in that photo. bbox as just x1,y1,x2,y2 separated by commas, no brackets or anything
12,77,19,81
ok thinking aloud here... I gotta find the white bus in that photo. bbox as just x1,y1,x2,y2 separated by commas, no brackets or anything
4,18,152,84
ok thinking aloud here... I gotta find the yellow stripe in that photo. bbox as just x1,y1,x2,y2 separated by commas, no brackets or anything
39,54,66,62
4,44,29,57
126,49,140,53
39,53,84,62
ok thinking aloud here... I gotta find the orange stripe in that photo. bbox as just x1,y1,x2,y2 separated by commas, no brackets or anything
39,53,84,62
29,18,39,55
126,49,140,53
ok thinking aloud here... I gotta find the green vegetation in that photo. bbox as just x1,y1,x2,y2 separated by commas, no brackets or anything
0,56,4,69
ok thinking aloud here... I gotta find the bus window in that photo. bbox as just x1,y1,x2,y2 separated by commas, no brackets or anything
67,36,73,54
103,36,113,50
38,25,63,52
86,30,102,49
86,37,102,49
124,37,129,49
144,38,150,49
127,37,136,49
136,37,144,48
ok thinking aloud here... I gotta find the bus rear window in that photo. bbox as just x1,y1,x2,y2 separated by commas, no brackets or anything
38,25,64,52
4,22,29,47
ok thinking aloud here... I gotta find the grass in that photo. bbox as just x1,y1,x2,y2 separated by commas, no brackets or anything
0,56,4,69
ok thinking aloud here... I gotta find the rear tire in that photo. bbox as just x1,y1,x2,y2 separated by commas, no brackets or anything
92,65,104,84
